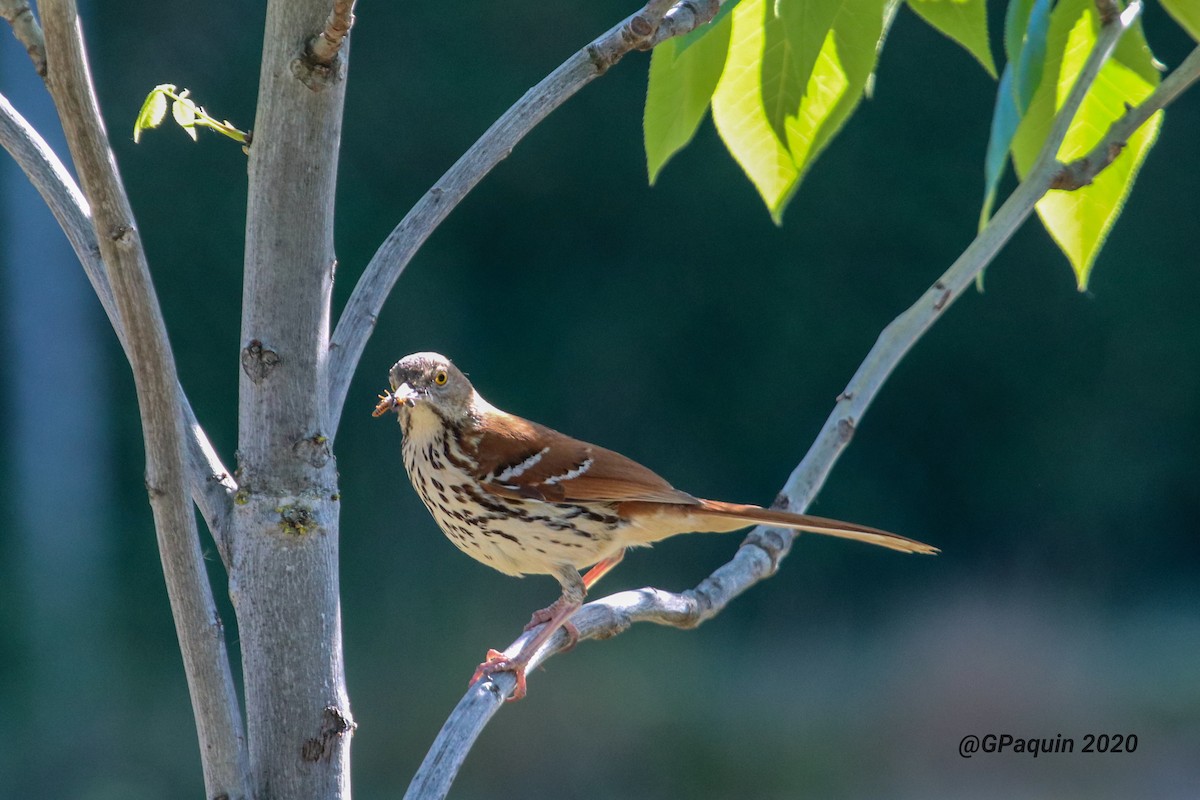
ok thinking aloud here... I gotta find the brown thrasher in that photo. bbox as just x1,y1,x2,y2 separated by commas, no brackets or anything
374,352,937,699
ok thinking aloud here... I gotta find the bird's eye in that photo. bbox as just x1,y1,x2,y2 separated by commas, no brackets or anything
433,370,449,386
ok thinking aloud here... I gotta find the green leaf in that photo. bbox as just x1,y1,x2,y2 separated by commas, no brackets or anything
172,96,199,141
133,84,173,143
711,0,895,222
1162,0,1200,42
675,0,742,55
979,0,1049,269
644,10,733,183
711,0,800,220
775,0,842,97
1004,0,1035,64
1012,0,1051,112
906,0,997,78
1011,0,1162,289
980,64,1019,227
782,0,896,178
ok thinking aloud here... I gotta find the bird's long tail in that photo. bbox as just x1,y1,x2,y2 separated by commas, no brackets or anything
689,499,939,554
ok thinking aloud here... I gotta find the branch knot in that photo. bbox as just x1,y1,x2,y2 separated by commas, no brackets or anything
293,433,332,467
301,705,357,762
241,339,281,384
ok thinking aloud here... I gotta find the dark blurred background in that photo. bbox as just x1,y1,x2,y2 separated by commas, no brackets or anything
2,1,1198,797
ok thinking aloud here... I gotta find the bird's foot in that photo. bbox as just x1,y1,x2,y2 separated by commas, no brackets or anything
470,649,527,702
524,601,580,652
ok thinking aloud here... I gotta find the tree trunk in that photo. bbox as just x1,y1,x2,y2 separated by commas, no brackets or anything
230,0,354,796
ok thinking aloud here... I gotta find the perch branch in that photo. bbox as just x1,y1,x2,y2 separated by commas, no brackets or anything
306,0,356,66
38,2,250,797
0,92,238,563
1,0,46,75
404,3,1148,798
326,0,720,434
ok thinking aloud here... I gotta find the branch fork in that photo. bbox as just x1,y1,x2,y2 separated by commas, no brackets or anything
6,0,1200,798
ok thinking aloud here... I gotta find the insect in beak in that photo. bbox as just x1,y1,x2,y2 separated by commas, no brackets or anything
372,392,397,417
372,383,417,417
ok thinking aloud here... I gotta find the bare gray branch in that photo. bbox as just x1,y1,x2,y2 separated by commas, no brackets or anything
38,2,250,795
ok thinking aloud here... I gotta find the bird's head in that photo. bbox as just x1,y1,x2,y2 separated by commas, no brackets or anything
374,352,475,423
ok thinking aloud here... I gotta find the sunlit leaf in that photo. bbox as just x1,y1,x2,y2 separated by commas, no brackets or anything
907,0,997,78
781,0,895,180
133,84,173,143
645,10,733,183
173,96,199,141
711,0,800,220
1011,0,1161,288
711,0,894,222
761,6,810,144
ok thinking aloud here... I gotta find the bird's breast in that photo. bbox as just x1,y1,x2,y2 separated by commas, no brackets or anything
400,424,629,576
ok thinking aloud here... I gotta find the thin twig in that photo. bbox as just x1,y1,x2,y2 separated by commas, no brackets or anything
650,0,721,46
0,92,238,563
307,0,356,66
0,0,46,75
38,2,250,797
405,3,1148,797
1053,44,1200,190
325,0,720,435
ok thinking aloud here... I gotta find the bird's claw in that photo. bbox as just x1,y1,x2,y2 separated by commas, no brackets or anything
525,609,580,652
470,649,527,701
524,608,580,653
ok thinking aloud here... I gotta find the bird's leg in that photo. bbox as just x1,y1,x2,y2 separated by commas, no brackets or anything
520,551,624,657
472,565,588,701
524,549,626,649
581,548,625,590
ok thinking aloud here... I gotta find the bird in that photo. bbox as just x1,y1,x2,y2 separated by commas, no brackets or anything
374,352,937,699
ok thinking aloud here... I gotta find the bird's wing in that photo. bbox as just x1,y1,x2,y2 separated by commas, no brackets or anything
471,411,698,505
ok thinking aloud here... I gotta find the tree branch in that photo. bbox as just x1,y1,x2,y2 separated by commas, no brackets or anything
0,91,239,564
1052,43,1200,190
306,0,355,67
325,0,720,435
403,2,1149,797
38,3,250,797
1,0,46,75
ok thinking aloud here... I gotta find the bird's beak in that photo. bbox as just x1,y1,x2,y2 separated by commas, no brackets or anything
372,382,418,417
393,382,418,408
